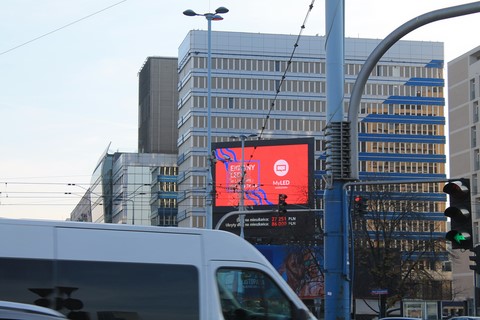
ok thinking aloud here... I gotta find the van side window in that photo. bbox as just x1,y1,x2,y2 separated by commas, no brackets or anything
0,258,200,320
216,268,293,320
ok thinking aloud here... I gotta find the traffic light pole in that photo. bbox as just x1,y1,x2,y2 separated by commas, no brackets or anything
347,2,480,180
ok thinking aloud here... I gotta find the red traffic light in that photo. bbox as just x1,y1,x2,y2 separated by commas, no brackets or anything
443,181,469,199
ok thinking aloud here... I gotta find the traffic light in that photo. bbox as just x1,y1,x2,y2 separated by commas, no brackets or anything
469,245,480,274
278,194,288,214
353,195,367,215
443,179,473,250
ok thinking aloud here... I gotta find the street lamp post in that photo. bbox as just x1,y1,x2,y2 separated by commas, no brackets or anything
231,133,257,238
183,6,228,229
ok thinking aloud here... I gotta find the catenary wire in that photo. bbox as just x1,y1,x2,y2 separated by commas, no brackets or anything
0,0,128,56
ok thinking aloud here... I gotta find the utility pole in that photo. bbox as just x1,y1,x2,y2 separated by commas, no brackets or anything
324,1,350,319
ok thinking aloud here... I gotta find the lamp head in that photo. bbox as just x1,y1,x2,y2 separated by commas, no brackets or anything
183,9,197,16
215,7,229,14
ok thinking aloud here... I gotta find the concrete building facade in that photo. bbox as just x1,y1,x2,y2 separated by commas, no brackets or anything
138,56,179,154
176,30,446,227
448,45,480,307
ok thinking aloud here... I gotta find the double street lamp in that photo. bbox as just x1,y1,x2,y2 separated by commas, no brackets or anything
183,6,229,229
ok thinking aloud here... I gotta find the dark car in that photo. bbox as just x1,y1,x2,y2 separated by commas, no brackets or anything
0,301,66,320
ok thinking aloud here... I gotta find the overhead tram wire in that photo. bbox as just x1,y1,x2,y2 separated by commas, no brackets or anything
245,0,316,164
0,0,128,56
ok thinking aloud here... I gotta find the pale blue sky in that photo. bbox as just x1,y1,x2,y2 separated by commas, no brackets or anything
0,0,477,220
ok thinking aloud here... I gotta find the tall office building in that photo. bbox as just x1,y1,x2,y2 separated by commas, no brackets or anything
447,45,480,305
175,30,450,309
138,57,179,154
177,30,446,226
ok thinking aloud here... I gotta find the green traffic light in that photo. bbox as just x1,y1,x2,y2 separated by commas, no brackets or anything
453,232,466,243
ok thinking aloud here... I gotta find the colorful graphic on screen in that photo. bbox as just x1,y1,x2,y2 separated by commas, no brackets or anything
256,245,324,299
213,140,311,208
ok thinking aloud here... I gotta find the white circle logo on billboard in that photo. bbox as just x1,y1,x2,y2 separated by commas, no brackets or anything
274,159,289,177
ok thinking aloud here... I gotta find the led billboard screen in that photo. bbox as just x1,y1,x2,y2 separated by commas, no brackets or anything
212,138,314,212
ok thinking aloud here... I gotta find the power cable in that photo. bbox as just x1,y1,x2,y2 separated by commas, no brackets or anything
257,0,316,142
242,0,316,167
0,0,128,56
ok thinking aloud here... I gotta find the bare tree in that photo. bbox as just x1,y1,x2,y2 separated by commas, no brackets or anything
352,182,451,317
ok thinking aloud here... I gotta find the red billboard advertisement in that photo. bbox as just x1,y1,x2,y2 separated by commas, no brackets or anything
212,138,314,211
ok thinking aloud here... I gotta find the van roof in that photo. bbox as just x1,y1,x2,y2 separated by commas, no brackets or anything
0,218,273,266
0,217,212,234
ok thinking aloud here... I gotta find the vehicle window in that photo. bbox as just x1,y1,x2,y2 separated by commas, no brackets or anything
216,267,293,320
0,258,200,320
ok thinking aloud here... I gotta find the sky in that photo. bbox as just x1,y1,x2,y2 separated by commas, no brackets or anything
0,0,478,221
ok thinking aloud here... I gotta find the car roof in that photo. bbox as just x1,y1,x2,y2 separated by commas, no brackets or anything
449,317,480,320
0,301,65,320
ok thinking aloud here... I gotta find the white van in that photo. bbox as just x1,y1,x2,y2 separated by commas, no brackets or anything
0,218,316,320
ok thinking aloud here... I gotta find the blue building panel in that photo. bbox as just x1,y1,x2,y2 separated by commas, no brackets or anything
363,114,445,125
359,133,446,144
383,96,444,106
425,59,444,68
404,77,444,87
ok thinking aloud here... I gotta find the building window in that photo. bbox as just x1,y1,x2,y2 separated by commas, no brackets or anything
471,78,476,100
473,174,478,195
474,101,479,123
475,149,480,171
472,126,477,148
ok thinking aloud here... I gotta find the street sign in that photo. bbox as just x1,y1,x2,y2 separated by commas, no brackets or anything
371,289,388,295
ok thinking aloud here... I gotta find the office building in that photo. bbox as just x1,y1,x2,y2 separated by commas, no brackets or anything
72,148,177,226
175,30,450,308
176,30,445,224
447,45,480,306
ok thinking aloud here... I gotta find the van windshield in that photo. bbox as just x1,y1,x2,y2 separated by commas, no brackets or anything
216,268,293,320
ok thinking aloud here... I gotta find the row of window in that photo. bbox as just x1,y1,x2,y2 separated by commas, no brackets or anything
157,166,178,176
186,115,442,138
363,83,442,98
364,103,443,117
364,161,444,174
153,198,177,208
192,75,442,99
190,96,326,113
360,183,443,194
187,115,324,134
185,95,442,118
365,141,443,155
193,56,443,79
364,122,441,136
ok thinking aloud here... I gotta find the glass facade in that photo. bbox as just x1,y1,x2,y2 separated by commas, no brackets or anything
71,151,177,226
